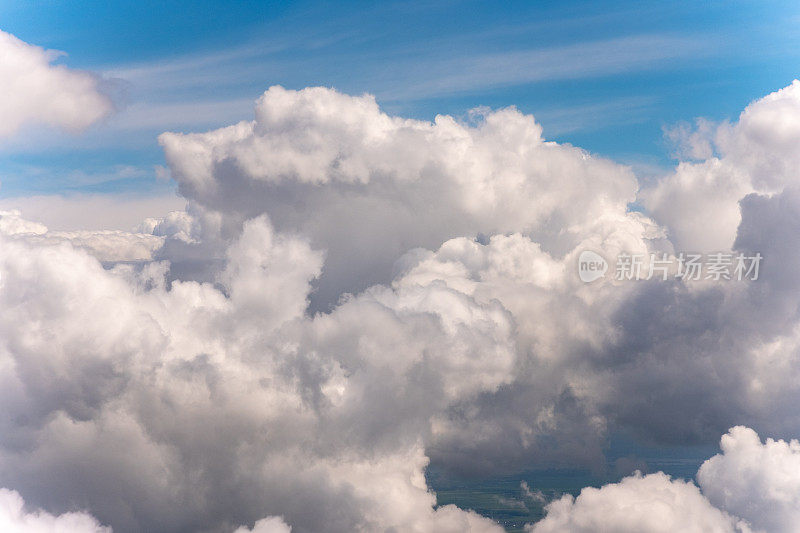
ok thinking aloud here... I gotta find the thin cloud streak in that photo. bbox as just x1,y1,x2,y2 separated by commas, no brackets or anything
99,33,714,134
388,34,715,100
528,95,658,137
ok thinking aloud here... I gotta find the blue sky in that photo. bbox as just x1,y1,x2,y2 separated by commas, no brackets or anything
0,0,798,199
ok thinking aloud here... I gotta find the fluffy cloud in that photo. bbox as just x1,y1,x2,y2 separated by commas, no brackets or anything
0,213,510,532
699,427,800,533
159,85,637,308
529,426,800,533
0,30,113,138
0,210,163,262
3,80,800,532
527,472,747,533
0,488,110,533
643,80,800,251
234,516,292,533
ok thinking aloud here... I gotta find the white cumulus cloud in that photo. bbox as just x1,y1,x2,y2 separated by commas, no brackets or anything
0,30,113,138
0,488,110,533
642,80,800,251
527,472,748,533
699,426,800,533
159,85,637,308
0,210,163,262
529,426,800,533
233,516,292,533
3,79,800,532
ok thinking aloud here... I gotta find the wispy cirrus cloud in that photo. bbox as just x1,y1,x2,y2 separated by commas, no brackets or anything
104,33,713,100
381,34,715,100
529,95,658,136
93,32,712,142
